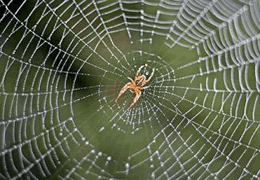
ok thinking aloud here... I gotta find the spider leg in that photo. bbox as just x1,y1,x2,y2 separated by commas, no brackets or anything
116,82,131,103
146,68,155,82
127,77,135,84
129,91,141,108
142,85,150,89
135,65,144,79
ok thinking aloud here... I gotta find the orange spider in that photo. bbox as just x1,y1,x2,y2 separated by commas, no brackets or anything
116,65,155,108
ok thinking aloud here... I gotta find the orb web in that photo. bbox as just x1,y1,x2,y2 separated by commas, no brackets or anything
0,0,260,179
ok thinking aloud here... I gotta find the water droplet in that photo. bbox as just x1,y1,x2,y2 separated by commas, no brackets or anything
107,156,111,161
151,172,155,178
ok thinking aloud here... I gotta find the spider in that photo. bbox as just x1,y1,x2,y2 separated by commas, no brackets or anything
116,65,155,108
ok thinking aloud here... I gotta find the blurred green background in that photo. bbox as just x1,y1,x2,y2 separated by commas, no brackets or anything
1,0,260,179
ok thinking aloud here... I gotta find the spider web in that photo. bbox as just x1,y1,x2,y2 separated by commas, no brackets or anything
1,0,260,179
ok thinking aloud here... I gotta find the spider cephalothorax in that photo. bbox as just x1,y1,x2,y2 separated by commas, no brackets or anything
116,65,155,108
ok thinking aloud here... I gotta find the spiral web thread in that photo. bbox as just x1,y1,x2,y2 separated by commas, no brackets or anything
0,0,260,179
